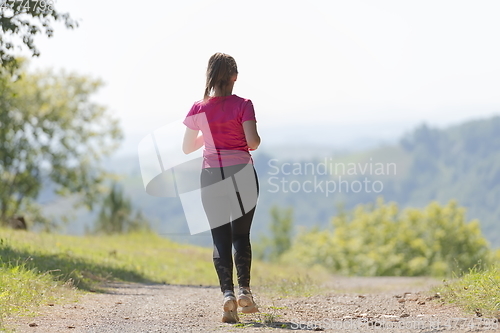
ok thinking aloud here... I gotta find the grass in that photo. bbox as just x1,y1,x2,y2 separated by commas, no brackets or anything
437,263,500,318
236,304,289,329
0,261,75,320
256,273,325,298
0,228,327,330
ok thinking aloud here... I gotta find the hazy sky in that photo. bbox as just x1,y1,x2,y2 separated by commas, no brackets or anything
26,0,500,152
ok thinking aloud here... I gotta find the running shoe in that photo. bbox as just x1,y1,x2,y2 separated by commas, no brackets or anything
237,287,259,313
222,290,239,323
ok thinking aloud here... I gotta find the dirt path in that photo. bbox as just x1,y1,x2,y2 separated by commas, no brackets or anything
7,277,500,332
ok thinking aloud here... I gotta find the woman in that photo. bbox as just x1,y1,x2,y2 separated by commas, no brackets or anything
182,52,261,323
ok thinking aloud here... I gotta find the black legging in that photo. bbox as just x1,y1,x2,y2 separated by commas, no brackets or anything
200,164,259,292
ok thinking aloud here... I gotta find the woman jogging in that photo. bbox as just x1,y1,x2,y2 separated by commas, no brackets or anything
182,53,261,323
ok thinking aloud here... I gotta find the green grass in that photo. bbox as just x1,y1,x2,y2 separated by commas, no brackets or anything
437,263,500,318
0,228,327,330
0,255,77,331
0,261,73,318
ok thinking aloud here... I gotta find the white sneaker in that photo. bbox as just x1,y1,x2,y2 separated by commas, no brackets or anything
222,290,239,323
237,287,259,313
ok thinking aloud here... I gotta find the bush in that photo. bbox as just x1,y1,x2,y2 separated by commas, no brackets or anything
282,199,492,276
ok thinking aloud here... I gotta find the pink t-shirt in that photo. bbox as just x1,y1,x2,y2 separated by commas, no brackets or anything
183,94,257,168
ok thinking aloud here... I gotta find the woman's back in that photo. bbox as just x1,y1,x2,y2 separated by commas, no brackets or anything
184,94,256,168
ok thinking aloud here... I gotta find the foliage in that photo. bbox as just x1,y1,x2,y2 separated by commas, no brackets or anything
92,182,150,234
282,199,493,277
0,60,122,228
0,1,77,69
254,206,293,262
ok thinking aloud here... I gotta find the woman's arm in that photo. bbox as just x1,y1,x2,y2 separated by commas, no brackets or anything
243,120,260,150
183,128,204,154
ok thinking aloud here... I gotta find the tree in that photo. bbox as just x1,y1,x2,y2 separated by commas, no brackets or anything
0,59,122,228
0,1,77,69
255,206,293,262
92,182,150,234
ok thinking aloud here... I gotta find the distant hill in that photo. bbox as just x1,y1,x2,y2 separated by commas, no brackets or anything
253,115,500,247
41,115,500,248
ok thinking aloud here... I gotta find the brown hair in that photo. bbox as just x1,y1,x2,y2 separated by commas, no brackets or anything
204,53,238,100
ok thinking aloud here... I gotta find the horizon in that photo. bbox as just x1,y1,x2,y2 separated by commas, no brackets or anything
111,111,500,159
21,0,500,156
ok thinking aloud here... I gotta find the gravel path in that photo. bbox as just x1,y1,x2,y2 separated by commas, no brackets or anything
7,277,500,332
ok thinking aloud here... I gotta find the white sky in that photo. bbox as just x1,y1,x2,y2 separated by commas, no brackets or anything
26,0,500,153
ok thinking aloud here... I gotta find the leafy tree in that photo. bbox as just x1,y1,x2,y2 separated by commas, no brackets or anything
282,199,492,277
92,182,150,234
0,1,77,69
0,59,122,228
255,206,293,262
